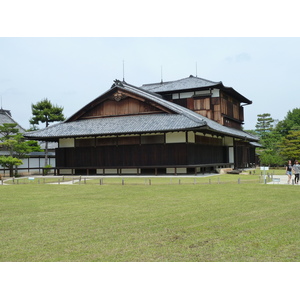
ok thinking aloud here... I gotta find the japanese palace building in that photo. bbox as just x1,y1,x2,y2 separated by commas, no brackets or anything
24,75,260,175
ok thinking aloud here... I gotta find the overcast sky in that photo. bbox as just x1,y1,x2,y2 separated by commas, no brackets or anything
1,37,300,131
1,1,299,298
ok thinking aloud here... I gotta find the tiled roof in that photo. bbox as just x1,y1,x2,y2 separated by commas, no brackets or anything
24,114,204,139
24,80,259,142
0,109,26,134
120,81,258,141
141,75,221,93
141,75,252,104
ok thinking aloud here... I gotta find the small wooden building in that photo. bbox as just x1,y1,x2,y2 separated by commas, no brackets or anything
25,76,260,175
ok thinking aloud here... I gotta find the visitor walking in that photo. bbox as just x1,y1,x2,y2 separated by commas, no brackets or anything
293,160,300,184
286,160,293,184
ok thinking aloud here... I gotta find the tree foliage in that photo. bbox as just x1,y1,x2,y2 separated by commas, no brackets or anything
255,113,274,137
256,130,284,166
0,156,23,170
30,98,65,128
30,98,65,166
254,109,300,166
0,123,21,156
276,108,300,136
279,130,300,161
0,123,41,176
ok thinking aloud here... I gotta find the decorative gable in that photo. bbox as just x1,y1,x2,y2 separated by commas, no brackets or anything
68,86,176,122
79,94,162,119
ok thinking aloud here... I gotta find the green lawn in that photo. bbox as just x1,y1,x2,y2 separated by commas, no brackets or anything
1,178,299,262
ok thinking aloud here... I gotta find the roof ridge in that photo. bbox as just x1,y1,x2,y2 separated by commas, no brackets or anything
121,81,207,125
141,75,221,87
0,109,26,133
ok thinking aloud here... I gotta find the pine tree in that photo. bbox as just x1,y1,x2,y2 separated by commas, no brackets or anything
279,130,300,162
255,113,274,137
30,98,65,166
0,123,38,176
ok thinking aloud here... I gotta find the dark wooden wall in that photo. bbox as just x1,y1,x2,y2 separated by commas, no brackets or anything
56,143,228,168
235,142,256,168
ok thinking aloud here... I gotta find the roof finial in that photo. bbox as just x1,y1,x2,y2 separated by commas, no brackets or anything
196,62,197,77
123,60,125,82
161,66,163,84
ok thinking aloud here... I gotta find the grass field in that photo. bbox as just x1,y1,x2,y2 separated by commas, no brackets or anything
1,174,300,262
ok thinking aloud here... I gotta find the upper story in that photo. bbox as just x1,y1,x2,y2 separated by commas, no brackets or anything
141,75,252,130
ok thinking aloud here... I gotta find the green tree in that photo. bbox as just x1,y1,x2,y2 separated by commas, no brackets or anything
30,98,65,166
13,133,42,160
0,123,40,176
279,129,300,162
256,130,284,166
255,113,274,137
0,156,23,174
276,108,300,136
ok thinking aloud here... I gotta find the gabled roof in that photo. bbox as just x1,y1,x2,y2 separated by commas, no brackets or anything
65,79,203,123
24,79,259,142
0,108,26,134
24,114,203,140
141,75,252,104
141,75,221,93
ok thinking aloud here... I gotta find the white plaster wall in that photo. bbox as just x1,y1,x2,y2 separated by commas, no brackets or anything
59,138,75,148
103,169,118,175
167,167,187,174
60,169,73,175
166,132,186,143
121,169,138,174
229,147,234,164
224,136,234,146
211,89,220,97
166,168,175,174
187,131,195,143
180,92,194,98
176,168,187,174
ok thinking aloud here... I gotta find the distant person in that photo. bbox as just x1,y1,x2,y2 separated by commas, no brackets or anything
293,160,300,184
286,160,293,184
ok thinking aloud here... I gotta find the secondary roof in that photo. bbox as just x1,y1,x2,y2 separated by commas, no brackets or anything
141,75,252,104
